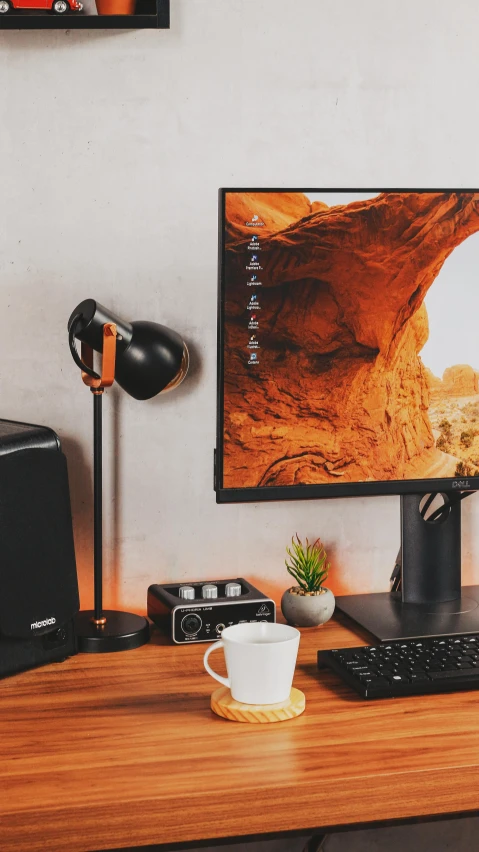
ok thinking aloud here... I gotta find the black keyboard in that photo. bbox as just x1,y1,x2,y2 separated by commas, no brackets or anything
318,634,479,698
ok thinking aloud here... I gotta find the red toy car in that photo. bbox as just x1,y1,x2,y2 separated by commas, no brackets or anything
0,0,82,12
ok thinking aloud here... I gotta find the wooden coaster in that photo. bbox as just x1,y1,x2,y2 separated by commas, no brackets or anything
211,686,305,723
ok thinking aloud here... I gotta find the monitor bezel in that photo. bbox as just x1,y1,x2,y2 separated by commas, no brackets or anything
216,187,479,504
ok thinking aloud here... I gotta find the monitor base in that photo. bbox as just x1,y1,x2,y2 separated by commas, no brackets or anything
335,586,479,642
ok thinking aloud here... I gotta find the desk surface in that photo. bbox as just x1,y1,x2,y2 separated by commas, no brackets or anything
2,616,479,852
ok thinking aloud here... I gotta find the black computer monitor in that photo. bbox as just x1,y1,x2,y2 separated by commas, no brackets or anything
216,189,479,641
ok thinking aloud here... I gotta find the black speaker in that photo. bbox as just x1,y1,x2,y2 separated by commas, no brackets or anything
0,420,79,678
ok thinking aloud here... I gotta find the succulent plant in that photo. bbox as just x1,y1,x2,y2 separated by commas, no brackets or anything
285,534,329,593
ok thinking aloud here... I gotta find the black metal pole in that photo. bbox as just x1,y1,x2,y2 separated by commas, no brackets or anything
93,390,103,621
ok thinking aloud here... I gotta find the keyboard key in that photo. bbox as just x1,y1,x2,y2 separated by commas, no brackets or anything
429,667,479,679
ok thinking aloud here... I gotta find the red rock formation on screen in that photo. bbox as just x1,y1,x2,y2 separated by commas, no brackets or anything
223,192,479,487
442,365,479,396
425,368,443,394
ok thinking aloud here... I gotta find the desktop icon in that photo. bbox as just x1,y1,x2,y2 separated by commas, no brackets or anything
246,256,262,271
245,215,265,228
247,236,261,251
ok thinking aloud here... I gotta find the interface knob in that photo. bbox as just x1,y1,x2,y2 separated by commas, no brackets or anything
225,582,241,598
178,585,195,600
181,613,202,635
202,584,218,600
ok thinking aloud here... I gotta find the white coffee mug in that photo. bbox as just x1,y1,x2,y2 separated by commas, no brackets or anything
203,622,300,705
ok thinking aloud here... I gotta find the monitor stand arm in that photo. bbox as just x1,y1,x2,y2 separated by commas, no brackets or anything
335,493,479,642
401,492,461,604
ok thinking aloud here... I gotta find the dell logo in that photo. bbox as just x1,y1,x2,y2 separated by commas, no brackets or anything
31,617,56,630
452,480,470,489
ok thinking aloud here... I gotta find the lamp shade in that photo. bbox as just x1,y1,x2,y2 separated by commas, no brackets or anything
68,299,188,400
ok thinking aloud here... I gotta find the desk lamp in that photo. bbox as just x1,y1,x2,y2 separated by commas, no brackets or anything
68,299,188,652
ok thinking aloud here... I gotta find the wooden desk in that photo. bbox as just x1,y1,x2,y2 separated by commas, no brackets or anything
2,617,479,852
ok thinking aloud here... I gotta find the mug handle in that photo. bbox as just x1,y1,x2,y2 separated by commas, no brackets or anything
203,640,230,688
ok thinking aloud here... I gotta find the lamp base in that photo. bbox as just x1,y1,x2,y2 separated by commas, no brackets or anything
75,610,150,653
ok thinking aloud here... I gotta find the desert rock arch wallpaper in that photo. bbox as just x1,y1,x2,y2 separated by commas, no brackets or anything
221,191,479,489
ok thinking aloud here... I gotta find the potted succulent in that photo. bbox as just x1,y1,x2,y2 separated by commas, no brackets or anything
281,535,335,628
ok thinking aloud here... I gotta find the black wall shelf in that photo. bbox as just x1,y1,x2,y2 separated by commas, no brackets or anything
0,0,168,27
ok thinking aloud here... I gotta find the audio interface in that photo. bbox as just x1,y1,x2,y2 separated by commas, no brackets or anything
147,578,276,644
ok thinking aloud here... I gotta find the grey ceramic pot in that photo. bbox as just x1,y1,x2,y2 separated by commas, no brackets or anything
281,586,335,628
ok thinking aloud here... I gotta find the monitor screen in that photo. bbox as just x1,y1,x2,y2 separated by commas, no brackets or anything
216,189,479,503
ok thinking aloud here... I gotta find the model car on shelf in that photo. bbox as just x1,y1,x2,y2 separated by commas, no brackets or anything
0,0,82,12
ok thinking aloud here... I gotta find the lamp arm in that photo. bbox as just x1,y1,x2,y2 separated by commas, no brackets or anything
68,314,100,380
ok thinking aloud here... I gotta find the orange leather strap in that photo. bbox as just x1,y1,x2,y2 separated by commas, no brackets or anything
81,323,117,391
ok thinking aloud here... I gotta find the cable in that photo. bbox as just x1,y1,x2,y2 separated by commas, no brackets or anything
390,547,402,591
